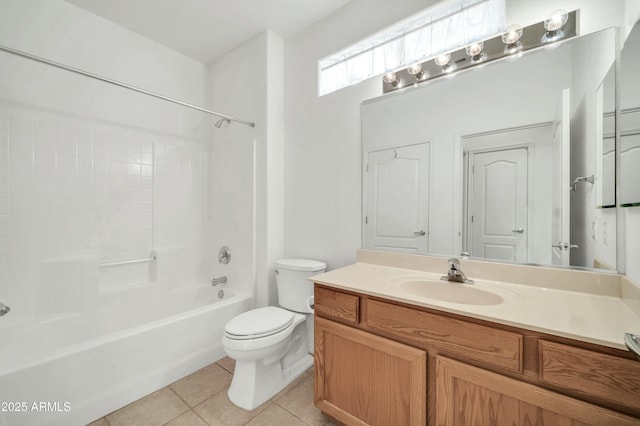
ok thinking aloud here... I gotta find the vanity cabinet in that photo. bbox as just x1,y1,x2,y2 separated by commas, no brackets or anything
436,356,638,425
313,284,640,425
315,317,426,425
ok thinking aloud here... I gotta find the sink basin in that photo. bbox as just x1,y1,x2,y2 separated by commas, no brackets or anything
399,279,504,305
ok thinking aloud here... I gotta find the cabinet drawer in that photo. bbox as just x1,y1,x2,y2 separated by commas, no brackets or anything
539,340,640,414
367,299,522,373
314,286,360,325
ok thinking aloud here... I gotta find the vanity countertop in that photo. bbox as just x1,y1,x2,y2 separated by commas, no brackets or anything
310,259,640,351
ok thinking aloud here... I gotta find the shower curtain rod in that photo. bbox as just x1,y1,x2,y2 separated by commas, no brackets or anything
0,44,256,128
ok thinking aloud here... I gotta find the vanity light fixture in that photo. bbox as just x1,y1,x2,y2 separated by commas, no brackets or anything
465,41,487,63
542,9,569,43
434,53,457,73
381,10,578,94
382,72,399,87
407,62,426,80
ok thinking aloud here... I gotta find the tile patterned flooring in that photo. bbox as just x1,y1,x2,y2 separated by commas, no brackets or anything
88,357,338,426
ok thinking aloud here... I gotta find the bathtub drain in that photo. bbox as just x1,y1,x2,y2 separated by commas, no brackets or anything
218,289,224,299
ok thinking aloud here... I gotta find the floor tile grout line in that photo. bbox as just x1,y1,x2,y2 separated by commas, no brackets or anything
216,360,235,375
272,399,314,426
239,400,275,426
269,374,316,426
158,387,192,425
168,363,233,409
191,408,210,426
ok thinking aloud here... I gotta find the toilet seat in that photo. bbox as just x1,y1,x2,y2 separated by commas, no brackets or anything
224,306,294,340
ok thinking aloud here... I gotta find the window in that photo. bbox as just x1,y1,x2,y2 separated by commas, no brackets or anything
318,0,505,96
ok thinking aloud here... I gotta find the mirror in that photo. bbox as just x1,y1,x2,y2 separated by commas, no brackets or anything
362,27,617,271
620,20,640,207
596,65,616,209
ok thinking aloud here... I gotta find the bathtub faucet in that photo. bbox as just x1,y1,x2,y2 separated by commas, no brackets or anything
211,276,227,286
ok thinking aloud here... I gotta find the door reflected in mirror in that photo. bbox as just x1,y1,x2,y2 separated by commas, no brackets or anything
462,125,553,265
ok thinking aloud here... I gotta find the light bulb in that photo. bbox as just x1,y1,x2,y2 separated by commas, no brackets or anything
544,9,568,32
465,41,484,57
542,9,569,43
382,72,398,85
434,53,451,67
501,24,523,45
407,63,422,75
465,41,486,63
406,63,425,80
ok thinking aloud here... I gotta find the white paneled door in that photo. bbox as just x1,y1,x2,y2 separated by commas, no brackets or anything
365,143,429,253
468,148,528,262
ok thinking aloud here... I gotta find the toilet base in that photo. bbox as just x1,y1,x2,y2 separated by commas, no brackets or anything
227,353,313,410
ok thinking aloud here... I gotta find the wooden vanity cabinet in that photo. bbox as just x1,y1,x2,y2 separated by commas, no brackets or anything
315,317,426,425
436,356,639,425
313,284,640,425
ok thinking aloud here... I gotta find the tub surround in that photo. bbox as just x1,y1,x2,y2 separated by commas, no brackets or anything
310,249,640,351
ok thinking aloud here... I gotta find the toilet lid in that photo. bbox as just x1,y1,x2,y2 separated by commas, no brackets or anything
224,306,295,340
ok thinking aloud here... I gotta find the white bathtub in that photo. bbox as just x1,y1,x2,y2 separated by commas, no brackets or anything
0,285,252,426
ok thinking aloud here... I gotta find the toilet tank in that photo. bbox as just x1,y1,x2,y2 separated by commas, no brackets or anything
274,259,326,313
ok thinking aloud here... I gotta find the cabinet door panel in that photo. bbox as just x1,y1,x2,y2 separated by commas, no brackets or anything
452,376,519,424
315,316,426,426
519,402,589,426
436,356,639,426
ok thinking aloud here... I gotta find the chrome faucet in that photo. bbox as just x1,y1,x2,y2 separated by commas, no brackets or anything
441,258,474,284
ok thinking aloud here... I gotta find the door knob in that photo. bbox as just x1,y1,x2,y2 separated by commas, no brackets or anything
414,230,426,236
512,228,525,233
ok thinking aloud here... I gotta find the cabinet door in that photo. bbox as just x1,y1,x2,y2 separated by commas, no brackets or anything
436,356,640,426
315,316,426,426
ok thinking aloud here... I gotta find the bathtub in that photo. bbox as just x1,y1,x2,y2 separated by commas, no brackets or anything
0,285,252,426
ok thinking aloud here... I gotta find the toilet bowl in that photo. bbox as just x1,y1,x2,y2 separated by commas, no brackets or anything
222,259,326,410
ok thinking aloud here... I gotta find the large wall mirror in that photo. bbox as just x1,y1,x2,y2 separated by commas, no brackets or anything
361,27,618,271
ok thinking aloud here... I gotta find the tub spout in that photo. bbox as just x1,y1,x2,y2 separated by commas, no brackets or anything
211,276,227,286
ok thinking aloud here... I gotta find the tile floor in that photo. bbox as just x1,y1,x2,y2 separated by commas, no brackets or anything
88,357,338,426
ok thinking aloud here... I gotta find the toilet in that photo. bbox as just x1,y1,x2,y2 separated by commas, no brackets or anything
222,258,326,410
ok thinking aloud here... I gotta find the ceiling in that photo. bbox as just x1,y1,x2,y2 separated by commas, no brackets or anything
65,0,353,63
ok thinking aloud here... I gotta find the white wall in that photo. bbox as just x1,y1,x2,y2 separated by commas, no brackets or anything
209,31,285,307
283,0,632,273
284,0,442,269
0,0,211,321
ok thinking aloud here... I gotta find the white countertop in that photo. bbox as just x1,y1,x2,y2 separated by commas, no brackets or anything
311,262,640,351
